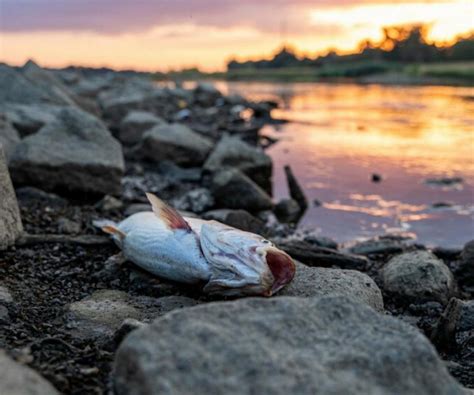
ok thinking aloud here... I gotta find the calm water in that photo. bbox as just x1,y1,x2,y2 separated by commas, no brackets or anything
214,81,474,248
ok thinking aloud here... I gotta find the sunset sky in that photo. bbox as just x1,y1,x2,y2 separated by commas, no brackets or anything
1,0,473,71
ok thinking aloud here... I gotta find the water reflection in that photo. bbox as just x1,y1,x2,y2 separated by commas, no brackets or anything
216,81,474,248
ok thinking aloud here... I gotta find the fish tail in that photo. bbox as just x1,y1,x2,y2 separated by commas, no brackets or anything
93,219,126,246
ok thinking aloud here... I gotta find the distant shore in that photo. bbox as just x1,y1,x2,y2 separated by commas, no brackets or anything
155,61,474,87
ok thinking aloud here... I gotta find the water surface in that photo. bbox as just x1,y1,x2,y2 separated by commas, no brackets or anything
215,81,474,248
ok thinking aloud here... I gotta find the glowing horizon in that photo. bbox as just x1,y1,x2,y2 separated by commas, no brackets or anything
0,0,472,72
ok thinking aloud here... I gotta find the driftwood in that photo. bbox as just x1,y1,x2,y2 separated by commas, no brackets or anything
16,233,111,246
284,165,308,211
278,239,368,270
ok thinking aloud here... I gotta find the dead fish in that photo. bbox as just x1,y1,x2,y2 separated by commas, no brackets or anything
95,193,295,296
185,217,295,296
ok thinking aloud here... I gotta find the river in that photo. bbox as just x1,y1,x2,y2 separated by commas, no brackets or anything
213,81,474,248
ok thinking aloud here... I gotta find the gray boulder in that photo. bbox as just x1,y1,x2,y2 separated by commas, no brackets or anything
204,134,272,191
113,296,466,395
210,168,273,212
98,79,158,126
202,209,266,235
381,250,456,304
21,60,77,106
9,107,124,196
119,110,165,144
0,115,20,160
0,64,58,105
0,350,59,395
0,146,23,250
140,123,213,166
280,261,383,311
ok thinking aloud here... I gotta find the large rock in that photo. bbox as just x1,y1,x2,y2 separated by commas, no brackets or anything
113,296,466,395
204,134,272,191
118,110,165,144
21,60,77,106
280,261,383,311
98,79,158,127
210,168,273,212
139,123,213,166
0,64,58,105
0,350,59,395
202,209,266,235
0,146,23,250
9,107,124,196
381,250,456,304
0,115,20,160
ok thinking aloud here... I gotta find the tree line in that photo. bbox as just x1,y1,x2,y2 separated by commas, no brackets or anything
227,25,474,70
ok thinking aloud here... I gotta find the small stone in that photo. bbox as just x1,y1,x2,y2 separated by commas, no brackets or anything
95,195,124,211
173,188,214,214
210,168,273,212
204,134,272,192
119,110,165,144
0,350,60,394
0,285,13,304
139,123,213,166
371,173,382,182
113,318,147,346
67,290,141,341
274,198,301,223
57,217,82,235
279,261,383,311
381,251,456,304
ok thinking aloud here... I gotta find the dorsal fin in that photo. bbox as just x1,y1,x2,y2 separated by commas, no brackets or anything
145,192,191,231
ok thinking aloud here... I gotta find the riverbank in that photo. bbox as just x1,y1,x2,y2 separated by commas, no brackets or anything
0,61,473,394
157,61,474,86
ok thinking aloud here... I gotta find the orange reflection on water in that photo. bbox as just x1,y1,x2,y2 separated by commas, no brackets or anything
217,81,474,247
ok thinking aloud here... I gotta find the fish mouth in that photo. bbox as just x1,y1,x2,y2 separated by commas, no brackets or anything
264,247,296,296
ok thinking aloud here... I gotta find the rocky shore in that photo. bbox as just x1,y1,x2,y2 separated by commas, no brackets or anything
0,61,473,394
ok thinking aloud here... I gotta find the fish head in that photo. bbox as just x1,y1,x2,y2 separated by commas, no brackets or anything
200,221,295,297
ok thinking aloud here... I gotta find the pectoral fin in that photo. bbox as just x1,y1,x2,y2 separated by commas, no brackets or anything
145,192,192,231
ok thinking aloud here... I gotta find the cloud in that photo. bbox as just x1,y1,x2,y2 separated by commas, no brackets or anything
0,0,448,34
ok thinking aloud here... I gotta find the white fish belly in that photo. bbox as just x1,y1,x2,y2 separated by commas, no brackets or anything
118,212,211,284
